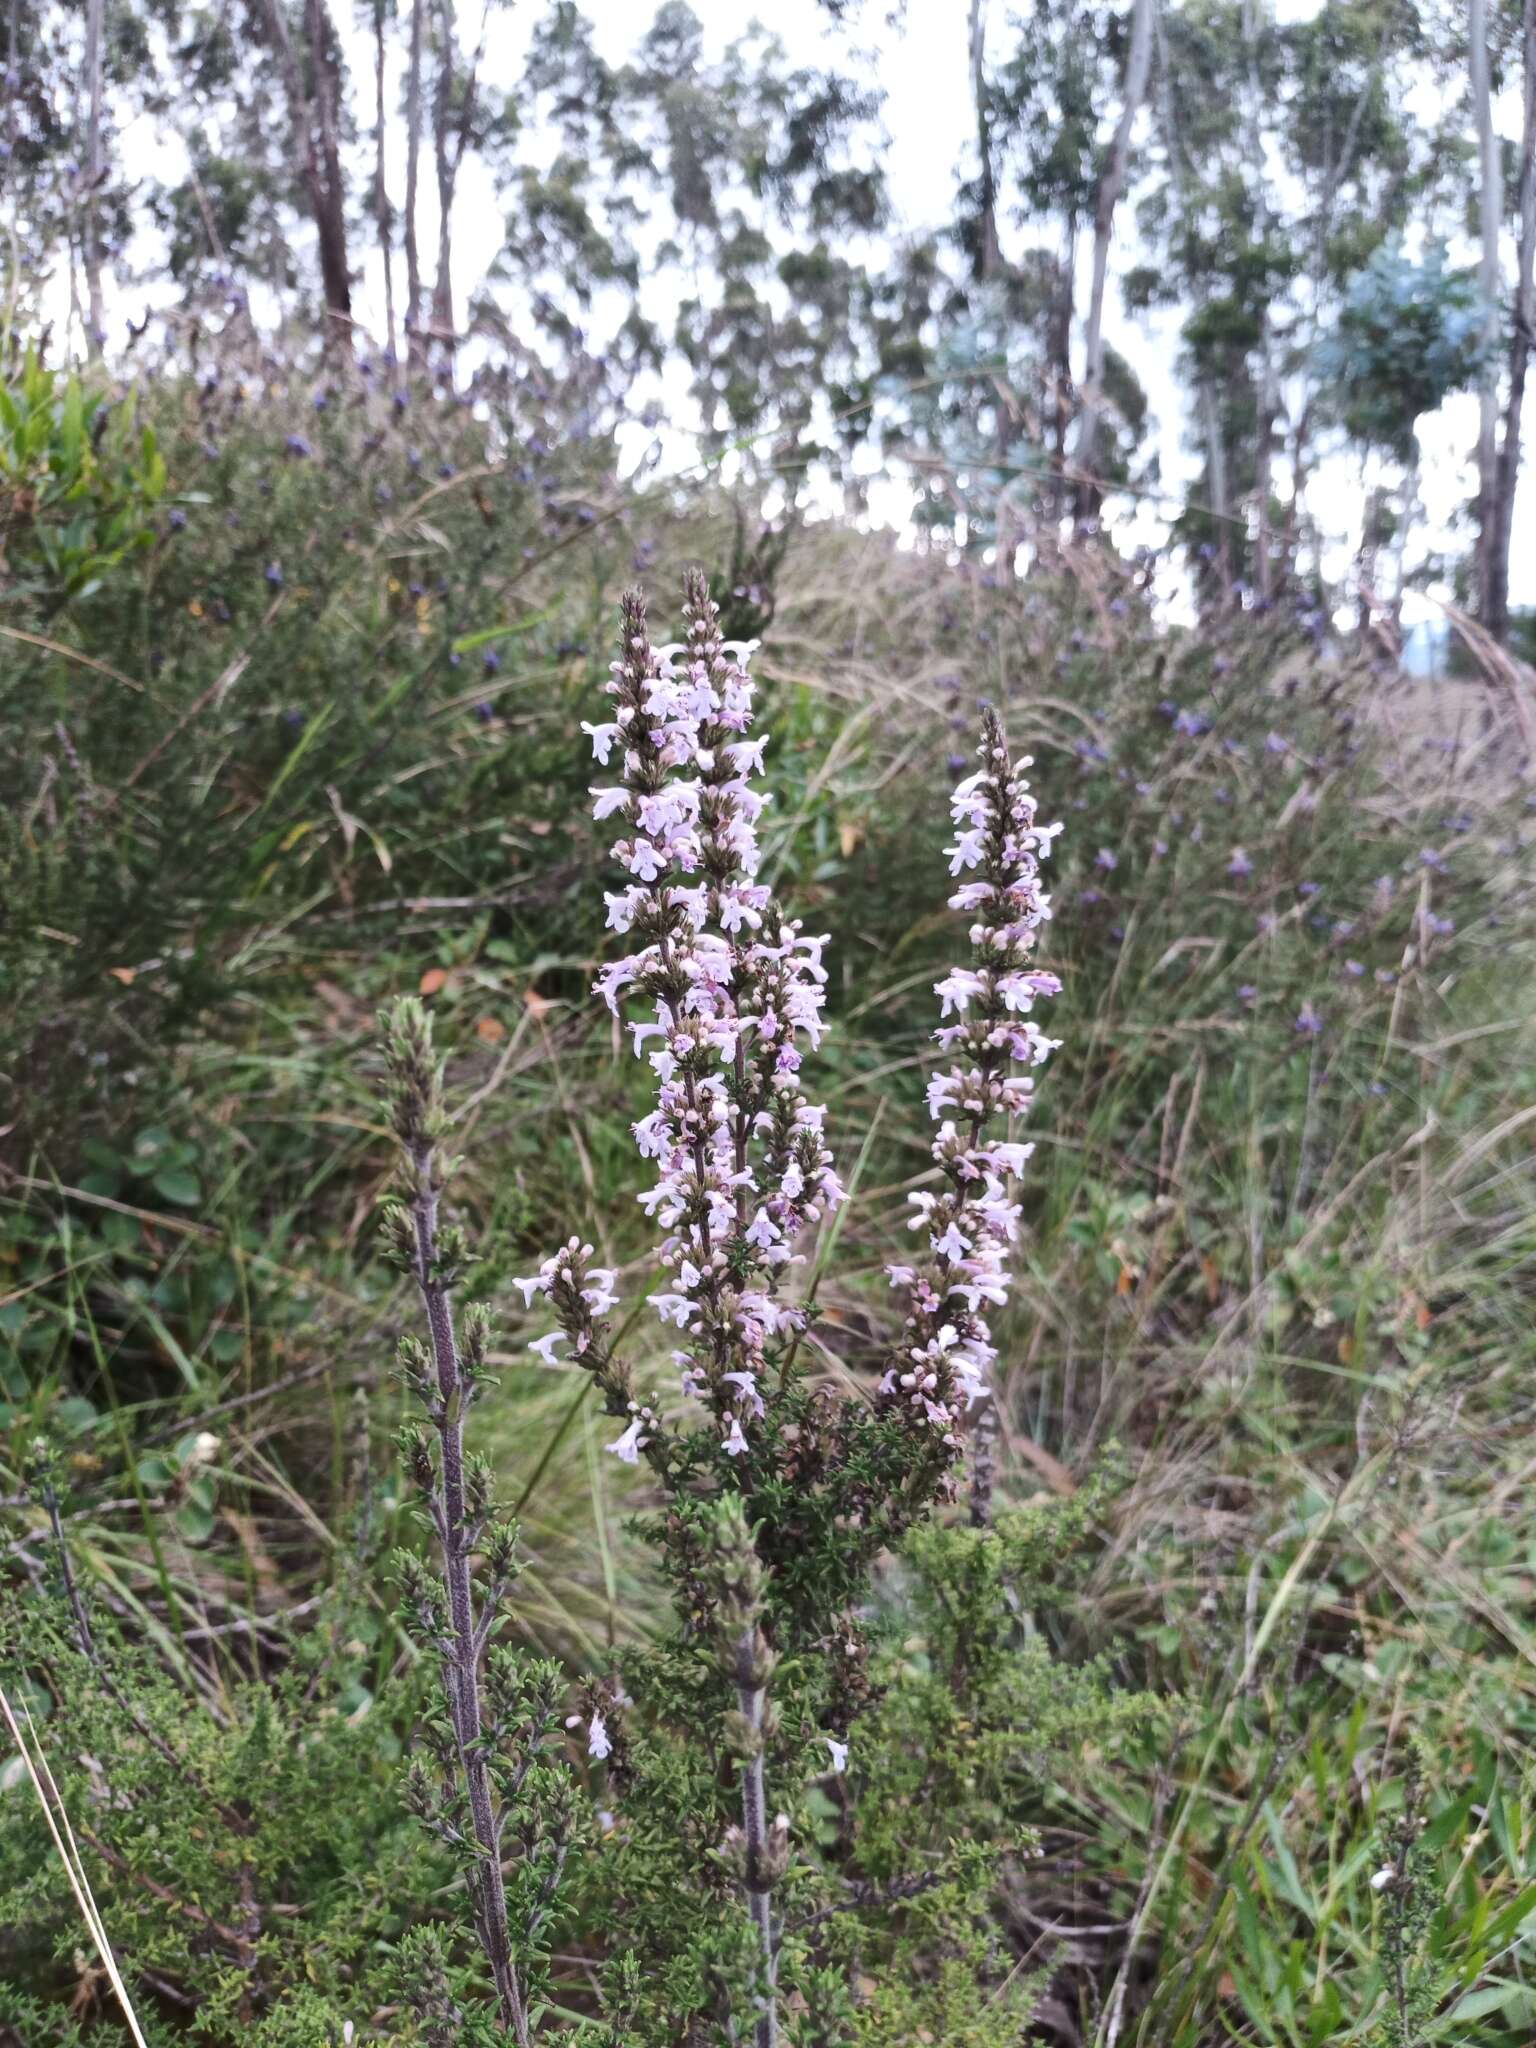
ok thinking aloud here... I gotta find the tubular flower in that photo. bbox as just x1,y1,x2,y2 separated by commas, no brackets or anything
883,710,1062,1447
524,575,843,1461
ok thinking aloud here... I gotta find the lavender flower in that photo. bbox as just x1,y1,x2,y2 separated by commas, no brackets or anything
882,713,1061,1447
522,575,843,1462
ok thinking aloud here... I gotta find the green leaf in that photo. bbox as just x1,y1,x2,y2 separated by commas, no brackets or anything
151,1167,201,1207
1448,1984,1523,2021
175,1498,216,1544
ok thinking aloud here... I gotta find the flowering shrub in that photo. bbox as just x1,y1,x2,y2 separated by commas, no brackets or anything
379,573,1152,2044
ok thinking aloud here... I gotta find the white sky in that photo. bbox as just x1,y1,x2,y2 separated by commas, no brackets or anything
85,0,1532,628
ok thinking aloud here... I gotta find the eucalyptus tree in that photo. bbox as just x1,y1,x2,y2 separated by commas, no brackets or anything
1075,0,1155,524
251,0,356,346
148,4,325,325
364,0,398,359
1471,0,1503,618
0,0,169,351
489,0,891,491
1314,238,1490,621
1128,0,1440,610
941,0,1156,546
964,0,1116,509
1488,0,1536,643
1129,0,1281,604
1273,0,1428,589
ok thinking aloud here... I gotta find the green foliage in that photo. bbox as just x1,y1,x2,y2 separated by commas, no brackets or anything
1316,241,1492,456
0,356,614,1159
4,381,1536,2041
0,1573,434,2042
557,1472,1151,2047
0,351,166,610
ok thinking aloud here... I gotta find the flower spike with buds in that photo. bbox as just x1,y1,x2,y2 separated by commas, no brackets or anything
523,574,843,1464
379,998,575,2043
883,710,1062,1448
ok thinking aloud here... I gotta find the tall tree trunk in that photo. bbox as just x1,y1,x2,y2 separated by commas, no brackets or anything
1075,0,1154,524
968,0,1019,562
968,0,1001,281
374,0,397,361
1240,0,1277,600
1470,0,1503,625
305,0,353,346
404,0,425,365
1204,380,1233,610
1152,0,1230,606
1049,222,1077,522
427,0,485,378
83,0,106,355
1489,0,1536,645
5,0,18,170
430,0,456,368
258,0,353,348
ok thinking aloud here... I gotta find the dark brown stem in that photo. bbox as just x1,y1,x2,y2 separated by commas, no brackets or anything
408,1143,527,2043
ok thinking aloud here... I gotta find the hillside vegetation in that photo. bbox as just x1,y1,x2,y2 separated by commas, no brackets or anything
3,366,1536,2045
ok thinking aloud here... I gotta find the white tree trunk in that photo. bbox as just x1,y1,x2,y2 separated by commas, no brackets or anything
83,0,106,355
1470,0,1504,622
1075,0,1154,520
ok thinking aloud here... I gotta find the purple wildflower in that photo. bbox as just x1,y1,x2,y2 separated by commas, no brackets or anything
883,714,1061,1447
521,576,842,1461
